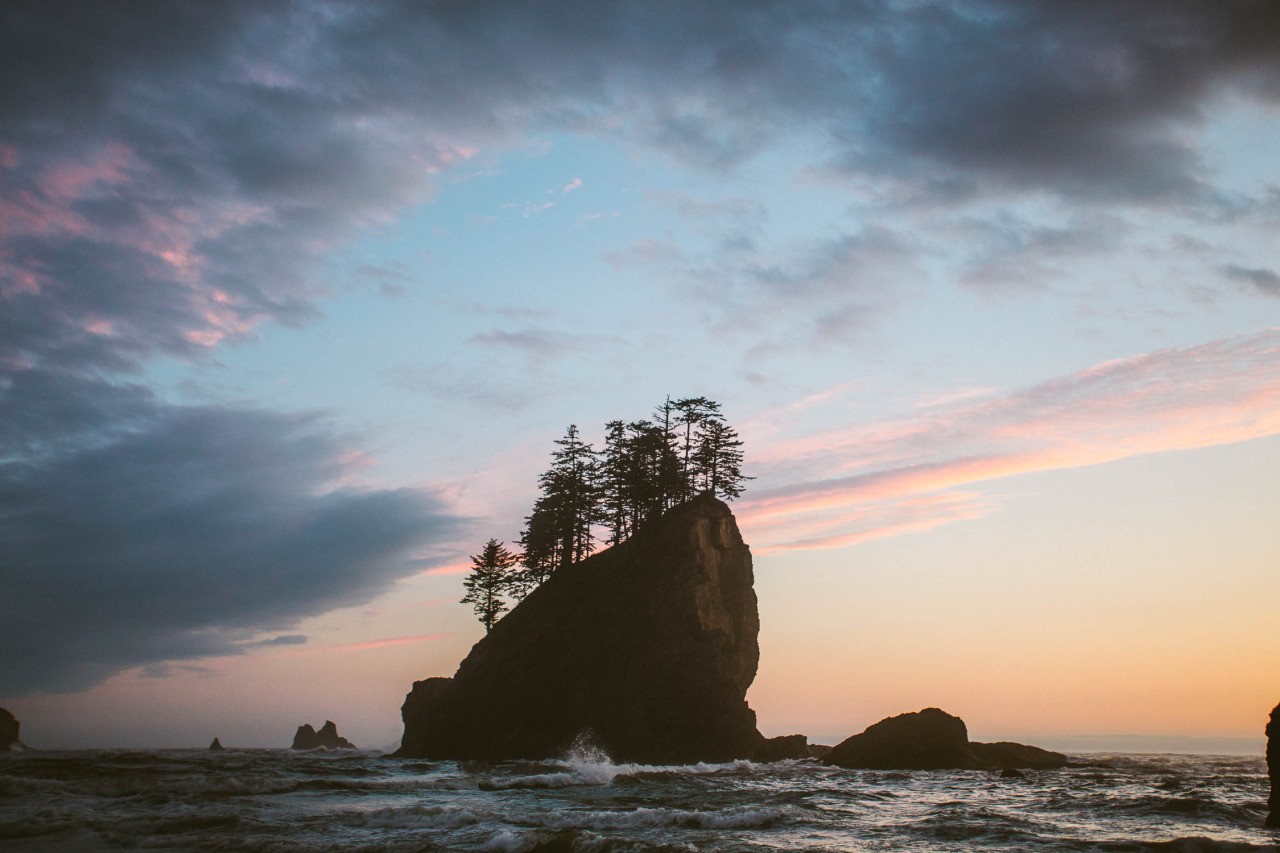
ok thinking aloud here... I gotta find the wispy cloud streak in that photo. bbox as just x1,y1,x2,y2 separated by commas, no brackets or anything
741,329,1280,552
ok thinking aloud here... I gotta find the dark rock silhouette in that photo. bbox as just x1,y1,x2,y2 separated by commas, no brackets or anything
756,734,810,762
1268,702,1279,828
398,494,771,763
0,706,18,751
823,708,1067,771
209,737,224,751
291,720,355,750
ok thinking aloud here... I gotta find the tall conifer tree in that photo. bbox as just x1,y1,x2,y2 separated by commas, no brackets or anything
461,539,520,631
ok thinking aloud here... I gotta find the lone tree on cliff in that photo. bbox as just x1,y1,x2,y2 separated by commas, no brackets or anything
461,539,520,631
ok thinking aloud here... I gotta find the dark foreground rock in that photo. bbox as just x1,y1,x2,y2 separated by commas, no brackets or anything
823,708,1067,771
398,494,771,763
0,707,19,751
292,721,355,750
1267,702,1279,828
209,738,224,751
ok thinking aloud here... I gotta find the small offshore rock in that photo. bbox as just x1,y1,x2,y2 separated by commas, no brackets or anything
209,737,224,751
0,706,20,752
292,721,355,749
1267,702,1279,828
824,708,1067,771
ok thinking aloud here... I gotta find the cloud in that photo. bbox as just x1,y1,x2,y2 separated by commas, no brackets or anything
562,177,583,193
0,375,467,696
740,328,1280,551
2,2,1274,382
1221,263,1280,297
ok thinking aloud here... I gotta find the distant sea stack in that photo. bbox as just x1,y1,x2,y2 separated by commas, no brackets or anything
823,708,1068,771
398,494,801,763
1268,702,1279,828
209,738,224,751
0,707,19,751
291,721,355,750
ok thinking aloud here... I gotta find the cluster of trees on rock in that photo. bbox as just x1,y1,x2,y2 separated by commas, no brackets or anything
460,397,750,631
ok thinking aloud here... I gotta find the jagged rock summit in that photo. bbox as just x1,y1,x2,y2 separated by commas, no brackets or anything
824,708,1068,771
0,706,19,752
291,721,355,750
1267,702,1279,828
398,494,800,763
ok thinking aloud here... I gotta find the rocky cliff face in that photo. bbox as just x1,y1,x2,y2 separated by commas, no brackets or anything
1268,702,1279,828
824,708,1067,771
0,706,18,751
398,494,779,763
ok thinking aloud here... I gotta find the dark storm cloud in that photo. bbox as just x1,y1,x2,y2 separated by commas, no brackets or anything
0,376,465,695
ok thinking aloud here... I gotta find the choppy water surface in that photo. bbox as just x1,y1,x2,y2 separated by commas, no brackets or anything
2,745,1276,851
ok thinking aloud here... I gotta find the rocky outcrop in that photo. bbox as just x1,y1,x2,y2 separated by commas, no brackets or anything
398,494,768,763
291,721,355,750
823,708,1067,771
209,738,224,751
756,734,810,762
0,707,19,752
1267,702,1279,828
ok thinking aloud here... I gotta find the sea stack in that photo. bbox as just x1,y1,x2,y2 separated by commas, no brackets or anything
291,721,355,750
397,494,799,763
209,737,224,751
823,708,1067,771
1267,702,1279,828
0,707,19,752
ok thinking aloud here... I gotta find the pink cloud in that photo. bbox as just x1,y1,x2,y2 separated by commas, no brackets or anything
742,329,1280,552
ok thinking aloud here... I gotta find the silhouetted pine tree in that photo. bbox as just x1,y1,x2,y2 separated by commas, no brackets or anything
671,396,720,502
692,416,751,500
520,424,598,583
461,539,520,631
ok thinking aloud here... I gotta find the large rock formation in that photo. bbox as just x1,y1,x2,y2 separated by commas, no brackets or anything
398,494,790,763
1267,702,1279,828
824,708,1067,771
0,707,19,752
291,720,355,750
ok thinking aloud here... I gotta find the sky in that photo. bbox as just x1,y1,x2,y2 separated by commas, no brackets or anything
2,0,1278,752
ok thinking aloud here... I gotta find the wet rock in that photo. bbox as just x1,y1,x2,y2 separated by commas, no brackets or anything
292,720,355,749
397,494,766,763
1268,702,1279,828
0,707,18,752
209,737,224,751
823,708,1067,771
807,743,833,759
970,740,1069,770
755,734,809,762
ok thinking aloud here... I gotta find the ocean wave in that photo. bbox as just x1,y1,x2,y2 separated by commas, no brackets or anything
362,803,484,830
540,804,791,831
480,755,764,790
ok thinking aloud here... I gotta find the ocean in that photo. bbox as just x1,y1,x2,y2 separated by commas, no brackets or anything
2,744,1276,851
